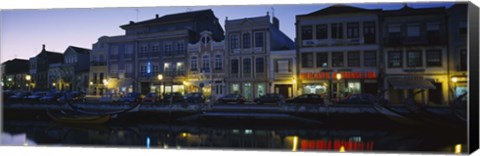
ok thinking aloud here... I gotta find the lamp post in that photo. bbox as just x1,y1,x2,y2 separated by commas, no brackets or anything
25,75,31,91
451,77,458,100
336,73,342,102
292,77,296,98
103,79,109,94
157,74,164,98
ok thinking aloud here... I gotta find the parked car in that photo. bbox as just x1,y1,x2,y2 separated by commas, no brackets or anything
185,92,206,103
162,92,185,103
119,92,142,103
218,94,246,104
337,93,376,105
285,94,324,104
9,92,31,102
254,93,285,104
58,91,86,103
39,92,63,103
26,91,48,102
99,93,122,103
143,93,161,103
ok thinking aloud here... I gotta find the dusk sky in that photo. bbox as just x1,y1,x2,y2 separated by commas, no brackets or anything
0,2,454,63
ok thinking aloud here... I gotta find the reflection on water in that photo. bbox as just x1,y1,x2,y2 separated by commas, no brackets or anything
1,120,466,154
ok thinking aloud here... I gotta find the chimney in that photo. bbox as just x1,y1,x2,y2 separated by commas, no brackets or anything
129,21,135,24
273,17,279,29
155,14,159,19
42,44,45,51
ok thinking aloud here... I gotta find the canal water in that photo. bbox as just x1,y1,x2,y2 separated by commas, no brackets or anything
1,119,467,155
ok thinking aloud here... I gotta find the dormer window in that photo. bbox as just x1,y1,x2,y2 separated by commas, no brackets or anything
201,36,211,44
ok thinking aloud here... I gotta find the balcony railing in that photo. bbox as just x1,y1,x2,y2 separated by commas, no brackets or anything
90,61,107,66
302,38,365,47
109,55,119,60
383,35,446,46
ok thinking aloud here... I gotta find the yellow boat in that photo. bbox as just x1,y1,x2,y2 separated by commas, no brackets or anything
46,109,111,124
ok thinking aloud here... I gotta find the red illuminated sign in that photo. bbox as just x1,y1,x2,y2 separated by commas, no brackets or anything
300,72,377,80
300,139,375,151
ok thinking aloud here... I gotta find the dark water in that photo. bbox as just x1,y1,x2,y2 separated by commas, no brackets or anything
1,120,467,154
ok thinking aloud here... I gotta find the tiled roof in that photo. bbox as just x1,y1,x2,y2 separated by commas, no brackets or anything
298,4,381,17
120,9,214,29
69,46,91,54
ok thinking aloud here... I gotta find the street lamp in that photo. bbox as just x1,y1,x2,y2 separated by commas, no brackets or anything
336,73,342,102
103,79,109,94
451,77,458,83
451,77,458,99
158,74,164,96
25,75,31,91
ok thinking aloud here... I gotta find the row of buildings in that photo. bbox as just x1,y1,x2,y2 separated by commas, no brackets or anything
2,3,468,105
2,45,91,93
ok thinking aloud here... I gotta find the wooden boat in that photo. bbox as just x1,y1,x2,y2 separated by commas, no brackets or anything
373,91,467,128
46,109,111,124
46,93,141,124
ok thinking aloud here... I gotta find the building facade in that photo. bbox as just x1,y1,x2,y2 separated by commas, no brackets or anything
1,59,30,91
186,31,226,100
96,10,224,95
296,5,382,103
29,45,64,90
447,3,468,102
269,50,297,98
88,37,109,95
381,6,450,105
225,13,295,101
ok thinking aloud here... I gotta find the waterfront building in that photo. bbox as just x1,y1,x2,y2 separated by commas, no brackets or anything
381,5,450,105
88,37,109,95
447,3,468,103
269,49,297,98
29,45,64,90
60,46,91,92
296,5,382,103
186,31,226,100
1,59,30,90
97,9,224,95
225,13,295,101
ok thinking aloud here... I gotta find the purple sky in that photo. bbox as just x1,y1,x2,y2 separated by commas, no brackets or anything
0,2,454,63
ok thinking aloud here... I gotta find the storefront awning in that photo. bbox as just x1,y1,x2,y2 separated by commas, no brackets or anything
388,79,436,90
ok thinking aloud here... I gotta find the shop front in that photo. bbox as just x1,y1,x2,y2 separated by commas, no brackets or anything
228,82,267,102
299,71,378,103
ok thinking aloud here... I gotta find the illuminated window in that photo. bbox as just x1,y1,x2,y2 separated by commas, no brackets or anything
388,51,402,68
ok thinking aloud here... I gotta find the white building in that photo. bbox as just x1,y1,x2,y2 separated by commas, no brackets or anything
269,50,297,98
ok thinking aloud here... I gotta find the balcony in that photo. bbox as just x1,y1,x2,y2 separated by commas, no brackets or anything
301,38,365,47
383,35,446,46
124,54,134,60
109,55,119,60
90,61,107,66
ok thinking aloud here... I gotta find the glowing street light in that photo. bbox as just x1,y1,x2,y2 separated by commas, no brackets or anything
52,83,56,87
7,78,12,82
292,77,296,84
103,79,108,86
336,73,342,80
89,81,93,85
451,77,458,83
157,74,163,80
25,75,31,81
